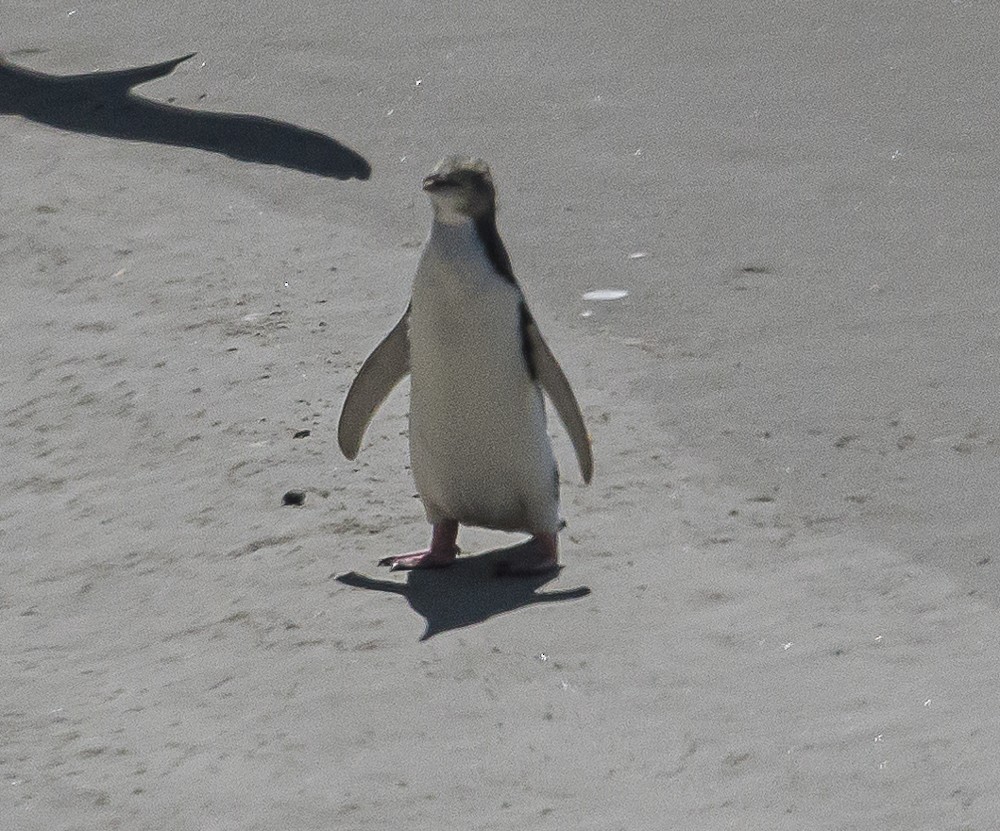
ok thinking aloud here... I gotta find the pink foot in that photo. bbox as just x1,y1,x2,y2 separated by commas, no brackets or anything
495,532,560,577
379,520,459,570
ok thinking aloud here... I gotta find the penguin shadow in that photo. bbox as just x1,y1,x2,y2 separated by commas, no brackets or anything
336,544,591,641
0,52,371,180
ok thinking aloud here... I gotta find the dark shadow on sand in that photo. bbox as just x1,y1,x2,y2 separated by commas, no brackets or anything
336,545,591,641
0,52,371,180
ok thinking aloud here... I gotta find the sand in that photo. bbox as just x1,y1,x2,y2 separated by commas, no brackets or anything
4,2,1000,829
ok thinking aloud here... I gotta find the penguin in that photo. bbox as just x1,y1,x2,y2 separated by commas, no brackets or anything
338,156,592,575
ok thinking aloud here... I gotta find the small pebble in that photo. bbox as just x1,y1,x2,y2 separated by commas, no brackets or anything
282,490,306,506
582,289,628,301
293,429,311,439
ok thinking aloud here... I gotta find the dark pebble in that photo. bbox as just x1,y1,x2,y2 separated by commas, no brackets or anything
282,489,306,506
293,429,311,439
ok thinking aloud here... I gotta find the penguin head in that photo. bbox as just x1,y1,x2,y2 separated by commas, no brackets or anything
422,156,496,224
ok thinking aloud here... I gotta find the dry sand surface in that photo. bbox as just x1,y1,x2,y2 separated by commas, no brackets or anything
4,2,1000,829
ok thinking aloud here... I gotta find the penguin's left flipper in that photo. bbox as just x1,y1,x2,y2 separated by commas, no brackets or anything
338,305,411,460
523,315,594,484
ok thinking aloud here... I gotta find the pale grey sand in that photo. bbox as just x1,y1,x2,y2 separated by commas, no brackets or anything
4,2,1000,828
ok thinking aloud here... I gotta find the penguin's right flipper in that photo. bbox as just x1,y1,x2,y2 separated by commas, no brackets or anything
337,306,411,460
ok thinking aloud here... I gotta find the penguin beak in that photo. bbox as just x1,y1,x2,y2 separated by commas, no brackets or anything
422,174,449,192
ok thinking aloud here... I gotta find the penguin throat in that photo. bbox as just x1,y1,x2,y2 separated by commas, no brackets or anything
429,212,515,284
432,203,476,226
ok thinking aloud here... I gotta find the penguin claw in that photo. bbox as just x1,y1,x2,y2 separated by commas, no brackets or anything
378,547,459,570
379,521,460,569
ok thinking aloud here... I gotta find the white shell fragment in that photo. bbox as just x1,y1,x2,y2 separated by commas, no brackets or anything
582,289,629,301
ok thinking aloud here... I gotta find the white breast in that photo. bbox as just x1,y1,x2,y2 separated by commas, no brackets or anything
407,220,560,534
